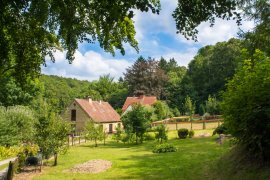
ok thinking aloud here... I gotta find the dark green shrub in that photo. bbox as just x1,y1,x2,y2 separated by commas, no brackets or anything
212,124,228,136
152,143,177,153
188,130,195,138
25,156,39,166
178,128,189,139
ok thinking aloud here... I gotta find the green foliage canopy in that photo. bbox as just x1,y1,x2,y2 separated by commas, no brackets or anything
222,49,270,161
1,0,160,83
0,106,36,146
153,101,173,121
124,56,168,98
205,95,219,115
186,39,242,105
84,121,104,147
121,104,151,144
35,102,70,165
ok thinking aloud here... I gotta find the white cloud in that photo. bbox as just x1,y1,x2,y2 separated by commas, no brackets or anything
134,0,254,46
42,1,256,80
195,19,255,45
42,50,132,81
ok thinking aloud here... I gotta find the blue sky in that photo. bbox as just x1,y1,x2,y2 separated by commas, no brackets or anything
42,0,254,81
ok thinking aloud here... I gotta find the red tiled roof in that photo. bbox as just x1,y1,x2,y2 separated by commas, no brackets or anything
75,99,121,123
122,96,157,111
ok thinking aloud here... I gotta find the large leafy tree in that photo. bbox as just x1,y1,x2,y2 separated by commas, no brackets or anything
2,0,269,86
186,38,242,105
173,0,242,40
0,106,36,146
173,0,270,41
121,104,151,144
240,0,270,55
222,49,270,161
0,77,41,107
35,100,70,165
165,65,187,111
124,56,168,98
1,0,160,84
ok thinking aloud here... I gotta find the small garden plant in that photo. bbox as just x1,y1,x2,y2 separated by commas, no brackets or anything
152,143,177,153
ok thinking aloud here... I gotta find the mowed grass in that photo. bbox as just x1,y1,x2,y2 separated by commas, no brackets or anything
34,129,231,180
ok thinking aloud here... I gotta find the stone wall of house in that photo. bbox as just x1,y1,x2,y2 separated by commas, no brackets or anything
62,101,122,133
62,101,91,132
102,122,122,133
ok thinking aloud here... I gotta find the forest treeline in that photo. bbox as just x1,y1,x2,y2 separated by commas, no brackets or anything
0,38,243,116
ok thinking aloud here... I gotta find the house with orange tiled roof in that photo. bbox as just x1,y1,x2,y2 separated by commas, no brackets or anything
122,95,157,114
62,98,121,133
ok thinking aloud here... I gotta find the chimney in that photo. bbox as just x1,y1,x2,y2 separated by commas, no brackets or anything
139,95,145,99
87,97,92,104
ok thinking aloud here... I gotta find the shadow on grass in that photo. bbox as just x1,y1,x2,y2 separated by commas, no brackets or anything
61,137,227,179
79,140,157,151
209,146,270,180
99,137,228,180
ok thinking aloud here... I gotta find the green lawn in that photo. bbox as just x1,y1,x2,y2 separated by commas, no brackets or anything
34,132,231,180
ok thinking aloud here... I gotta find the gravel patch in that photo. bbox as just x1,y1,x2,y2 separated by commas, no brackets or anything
67,160,112,174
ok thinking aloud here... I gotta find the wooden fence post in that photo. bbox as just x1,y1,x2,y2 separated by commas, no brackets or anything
203,121,206,129
7,160,15,180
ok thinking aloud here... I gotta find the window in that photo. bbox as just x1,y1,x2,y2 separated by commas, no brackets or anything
71,109,76,121
109,124,113,133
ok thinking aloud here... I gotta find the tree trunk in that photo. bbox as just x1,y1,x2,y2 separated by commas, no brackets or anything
54,153,58,166
191,120,193,130
103,132,106,145
95,139,97,147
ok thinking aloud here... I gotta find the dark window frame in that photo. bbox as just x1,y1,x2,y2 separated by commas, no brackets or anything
71,109,76,121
